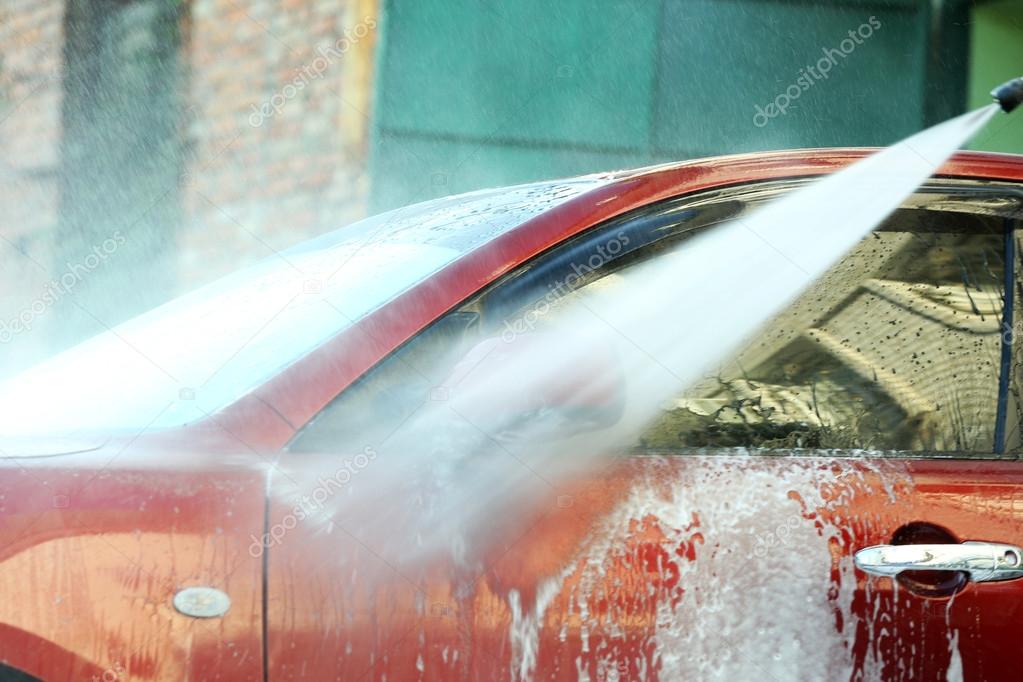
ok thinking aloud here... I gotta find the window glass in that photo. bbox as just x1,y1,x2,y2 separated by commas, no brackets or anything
642,224,1005,452
289,182,1018,457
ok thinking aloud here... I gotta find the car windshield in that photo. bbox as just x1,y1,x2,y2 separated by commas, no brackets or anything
0,180,605,437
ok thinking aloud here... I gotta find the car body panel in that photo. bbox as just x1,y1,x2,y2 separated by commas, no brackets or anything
0,450,267,681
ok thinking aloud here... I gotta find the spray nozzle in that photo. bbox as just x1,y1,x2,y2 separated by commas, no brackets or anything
992,77,1023,113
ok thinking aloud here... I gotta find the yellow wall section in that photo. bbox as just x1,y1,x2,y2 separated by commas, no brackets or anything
968,0,1023,153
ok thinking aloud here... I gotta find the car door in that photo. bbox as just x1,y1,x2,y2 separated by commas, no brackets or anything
266,176,1023,681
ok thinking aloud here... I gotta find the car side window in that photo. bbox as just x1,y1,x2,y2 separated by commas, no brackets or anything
288,181,1020,457
641,220,1006,453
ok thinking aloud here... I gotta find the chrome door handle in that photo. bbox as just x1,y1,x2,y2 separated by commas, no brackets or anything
854,541,1023,583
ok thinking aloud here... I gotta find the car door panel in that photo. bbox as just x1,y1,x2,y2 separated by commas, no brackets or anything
266,454,1023,680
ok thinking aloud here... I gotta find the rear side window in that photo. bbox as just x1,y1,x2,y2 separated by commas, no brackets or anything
289,180,1023,457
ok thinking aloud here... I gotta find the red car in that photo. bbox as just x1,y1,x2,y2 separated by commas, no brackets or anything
1,148,1022,681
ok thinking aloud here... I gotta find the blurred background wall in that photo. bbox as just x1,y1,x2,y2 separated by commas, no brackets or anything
0,0,1020,374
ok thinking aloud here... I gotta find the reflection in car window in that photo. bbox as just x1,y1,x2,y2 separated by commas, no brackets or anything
290,182,1019,457
642,226,1005,452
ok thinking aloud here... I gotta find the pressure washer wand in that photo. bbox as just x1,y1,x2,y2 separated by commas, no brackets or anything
992,77,1023,113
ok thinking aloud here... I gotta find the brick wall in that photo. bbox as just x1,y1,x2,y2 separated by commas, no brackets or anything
0,0,378,375
181,0,378,287
0,0,66,372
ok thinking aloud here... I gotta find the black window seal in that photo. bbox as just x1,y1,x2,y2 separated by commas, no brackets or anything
995,217,1017,454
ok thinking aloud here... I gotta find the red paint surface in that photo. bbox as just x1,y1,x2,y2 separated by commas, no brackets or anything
0,451,266,681
264,456,1023,680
